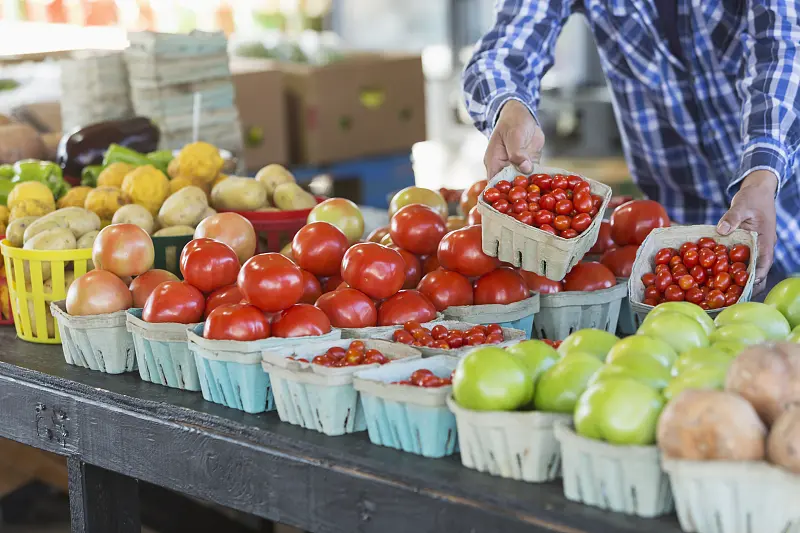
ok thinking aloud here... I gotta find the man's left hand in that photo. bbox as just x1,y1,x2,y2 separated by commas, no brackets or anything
716,170,778,288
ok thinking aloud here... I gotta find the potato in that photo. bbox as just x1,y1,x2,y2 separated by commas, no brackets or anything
657,389,766,460
6,216,40,247
0,123,45,164
210,177,268,211
158,186,209,228
77,230,99,249
30,208,101,241
725,343,800,425
272,182,316,210
768,406,800,474
153,225,195,237
43,270,76,297
112,204,155,234
23,217,68,245
255,164,295,201
199,206,217,222
23,228,78,281
17,297,55,337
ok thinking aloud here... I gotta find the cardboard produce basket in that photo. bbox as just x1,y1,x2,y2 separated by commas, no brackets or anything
353,355,459,458
478,165,612,281
441,294,540,339
616,276,637,335
628,226,758,325
262,339,420,436
555,422,674,518
534,283,627,341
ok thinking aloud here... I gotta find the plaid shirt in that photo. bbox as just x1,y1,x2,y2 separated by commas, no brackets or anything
464,0,800,274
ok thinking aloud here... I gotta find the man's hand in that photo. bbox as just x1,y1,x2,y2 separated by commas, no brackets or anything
717,170,778,287
484,100,545,178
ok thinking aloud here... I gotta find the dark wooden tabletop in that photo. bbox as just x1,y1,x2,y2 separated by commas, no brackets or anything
0,327,683,533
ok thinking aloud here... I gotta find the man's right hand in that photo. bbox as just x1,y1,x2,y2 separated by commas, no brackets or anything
484,99,546,178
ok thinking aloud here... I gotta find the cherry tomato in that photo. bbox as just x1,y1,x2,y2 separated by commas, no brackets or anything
204,303,271,341
515,211,534,225
571,213,592,233
600,245,638,278
527,183,541,194
393,329,414,344
417,269,474,311
697,237,716,249
554,215,571,231
528,200,540,212
495,180,512,193
713,258,730,274
682,249,699,268
730,261,747,273
551,188,567,202
609,200,670,245
713,272,732,293
563,262,616,292
699,248,716,268
539,224,557,235
713,244,728,255
466,332,487,346
180,238,240,294
508,186,527,202
513,175,529,188
669,255,683,268
431,325,448,340
437,225,500,277
205,284,244,318
446,332,464,348
483,187,502,203
690,265,707,285
315,287,378,328
540,195,556,211
550,175,567,190
238,253,304,313
655,264,670,275
643,297,659,306
390,204,447,255
664,285,685,302
729,244,751,264
573,190,593,214
699,301,711,310
534,175,552,191
642,272,656,286
486,332,504,344
707,289,726,309
644,286,660,300
655,270,673,292
272,303,332,338
733,269,749,287
143,281,205,324
474,267,529,304
526,191,540,203
677,275,696,291
377,290,437,326
411,368,434,385
341,243,406,300
492,199,510,213
512,200,528,214
560,229,579,239
589,221,615,254
519,270,563,293
555,199,573,215
655,248,675,265
534,210,555,226
291,222,349,277
686,287,704,304
680,242,698,256
727,284,743,299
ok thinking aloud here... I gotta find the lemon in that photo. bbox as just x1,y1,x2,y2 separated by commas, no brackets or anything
97,162,135,188
121,165,170,215
8,182,55,211
84,187,130,220
168,142,224,184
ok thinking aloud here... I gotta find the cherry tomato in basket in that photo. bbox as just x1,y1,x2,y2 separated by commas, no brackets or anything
733,270,749,288
664,285,685,302
729,244,751,263
571,213,593,233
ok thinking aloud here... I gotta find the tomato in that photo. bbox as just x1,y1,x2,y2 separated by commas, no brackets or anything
600,245,639,278
654,248,674,265
366,226,390,243
129,269,179,309
291,221,349,277
555,199,573,215
66,270,133,316
589,221,615,254
539,224,557,235
698,237,716,249
573,190,593,214
483,187,502,204
554,215,571,231
341,243,405,300
203,303,270,341
655,270,673,292
690,265,707,285
571,213,592,232
699,248,716,268
551,188,567,201
707,289,726,309
682,248,699,268
714,272,732,293
644,286,660,300
551,174,568,190
417,269,474,311
677,275,696,291
205,284,244,318
508,186,527,202
511,200,527,214
460,179,488,215
733,269,749,288
431,324,448,340
492,199,510,213
560,229,579,239
142,281,205,324
180,238,240,294
238,253,304,313
534,210,555,226
729,244,750,263
563,262,617,292
664,285,685,301
642,272,656,286
320,273,344,293
514,211,533,225
467,205,482,226
92,223,154,278
520,269,563,293
421,254,441,275
437,225,499,277
390,204,447,256
194,212,257,264
314,288,378,328
299,269,323,304
609,199,670,245
495,180,512,193
388,246,423,289
713,258,730,274
377,290,437,326
730,261,747,273
473,267,529,304
271,304,332,337
540,195,556,212
686,286,704,304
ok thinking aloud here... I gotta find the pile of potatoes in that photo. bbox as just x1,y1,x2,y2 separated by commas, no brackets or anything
107,185,218,238
209,164,317,213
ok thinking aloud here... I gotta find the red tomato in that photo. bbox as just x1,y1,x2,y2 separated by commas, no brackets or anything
142,281,205,324
460,179,488,214
519,270,563,293
496,180,512,193
180,238,240,294
699,248,716,268
492,199,510,213
511,200,527,214
534,210,555,226
563,262,616,292
707,289,726,309
341,243,406,300
609,200,670,245
690,265,707,284
421,254,441,274
320,273,344,293
377,290,437,326
467,205,482,226
686,286,704,304
730,262,747,273
733,269,749,287
203,303,271,341
571,213,592,232
641,272,656,286
389,246,423,289
729,244,750,263
366,226,390,243
291,222,349,277
238,253,304,313
92,223,154,278
655,270,673,292
417,269,474,311
573,190,593,214
437,225,500,277
555,199,573,215
508,186,527,202
655,248,675,265
390,204,447,255
560,229,579,239
714,272,732,293
473,267,529,304
299,269,323,304
483,187,502,204
600,245,639,278
677,275,696,291
553,215,571,231
644,286,660,300
589,221,615,254
130,269,179,309
698,237,716,249
683,248,699,268
664,285,685,301
539,224,557,235
314,288,378,328
271,304,332,338
205,284,244,318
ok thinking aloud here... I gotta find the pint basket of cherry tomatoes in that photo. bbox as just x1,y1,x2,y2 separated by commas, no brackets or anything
374,321,527,357
353,355,459,458
628,226,758,324
442,291,540,339
477,165,612,281
261,339,421,436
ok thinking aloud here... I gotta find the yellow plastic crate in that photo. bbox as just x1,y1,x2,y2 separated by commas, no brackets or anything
0,240,93,344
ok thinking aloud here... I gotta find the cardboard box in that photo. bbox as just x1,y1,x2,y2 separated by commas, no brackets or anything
230,59,290,170
282,53,426,165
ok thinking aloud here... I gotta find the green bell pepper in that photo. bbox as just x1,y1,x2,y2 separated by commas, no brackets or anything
0,165,14,180
81,165,103,188
11,159,68,198
0,179,14,206
146,150,174,175
103,143,152,168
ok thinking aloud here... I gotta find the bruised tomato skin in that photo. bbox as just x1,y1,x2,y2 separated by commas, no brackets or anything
390,246,423,289
474,267,530,305
204,284,244,318
416,269,474,311
180,238,241,294
291,222,350,277
377,290,438,326
563,262,617,292
143,281,205,324
204,303,271,341
314,288,378,329
299,269,323,304
271,304,332,338
389,204,447,256
341,243,406,300
519,270,563,294
437,225,499,277
238,253,304,313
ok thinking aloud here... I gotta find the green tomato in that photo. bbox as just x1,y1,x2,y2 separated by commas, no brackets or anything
574,379,665,445
644,301,716,336
605,334,678,369
663,365,727,401
505,340,559,385
712,340,747,357
557,328,619,361
714,302,791,341
765,278,800,329
672,347,732,377
534,352,604,414
452,347,534,411
638,311,709,354
590,352,671,390
708,323,767,346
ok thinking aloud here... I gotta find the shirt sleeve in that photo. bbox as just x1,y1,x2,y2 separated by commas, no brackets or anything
462,0,574,136
734,1,800,196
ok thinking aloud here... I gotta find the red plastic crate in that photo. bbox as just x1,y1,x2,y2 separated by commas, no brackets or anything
223,197,324,253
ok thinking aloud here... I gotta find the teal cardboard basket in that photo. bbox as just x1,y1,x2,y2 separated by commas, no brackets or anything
126,309,201,391
353,355,459,458
442,294,540,339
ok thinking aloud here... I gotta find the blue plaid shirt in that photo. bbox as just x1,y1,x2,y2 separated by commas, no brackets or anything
464,0,800,275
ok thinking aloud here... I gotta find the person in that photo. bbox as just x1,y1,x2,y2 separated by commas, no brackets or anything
463,1,800,292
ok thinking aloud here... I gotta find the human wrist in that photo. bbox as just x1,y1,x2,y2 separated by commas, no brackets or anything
740,169,779,196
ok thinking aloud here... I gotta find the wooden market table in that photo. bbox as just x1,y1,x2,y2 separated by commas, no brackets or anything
0,327,682,533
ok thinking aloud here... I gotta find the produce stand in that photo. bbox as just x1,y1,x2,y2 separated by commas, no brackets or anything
0,327,682,533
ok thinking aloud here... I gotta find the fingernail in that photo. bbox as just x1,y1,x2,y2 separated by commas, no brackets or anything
717,221,731,234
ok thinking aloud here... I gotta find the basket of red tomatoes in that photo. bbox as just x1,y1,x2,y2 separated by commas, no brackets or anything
477,165,612,281
353,355,459,458
379,320,527,357
628,226,757,325
261,339,420,436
